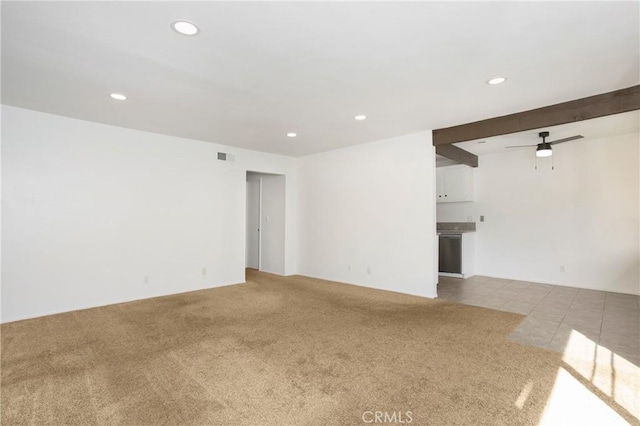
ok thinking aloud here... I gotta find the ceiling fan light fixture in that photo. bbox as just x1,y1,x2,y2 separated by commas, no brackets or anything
536,143,553,157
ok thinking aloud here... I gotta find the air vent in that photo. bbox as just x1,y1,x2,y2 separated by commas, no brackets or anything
217,152,235,162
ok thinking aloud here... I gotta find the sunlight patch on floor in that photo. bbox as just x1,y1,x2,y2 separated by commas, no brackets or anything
539,368,628,426
560,329,640,420
514,381,533,409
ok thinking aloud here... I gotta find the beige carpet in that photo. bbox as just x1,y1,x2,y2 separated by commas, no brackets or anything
2,270,638,425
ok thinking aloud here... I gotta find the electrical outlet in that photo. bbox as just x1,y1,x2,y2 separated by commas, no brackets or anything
367,267,371,275
144,275,149,284
560,265,565,273
348,265,352,272
202,267,207,276
480,215,485,222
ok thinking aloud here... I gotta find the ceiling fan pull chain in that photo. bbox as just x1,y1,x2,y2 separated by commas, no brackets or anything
535,156,538,170
552,155,555,171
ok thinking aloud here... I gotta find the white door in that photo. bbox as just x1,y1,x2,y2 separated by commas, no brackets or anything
246,179,260,269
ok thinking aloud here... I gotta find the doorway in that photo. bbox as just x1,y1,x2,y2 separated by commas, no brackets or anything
246,176,261,270
246,172,286,276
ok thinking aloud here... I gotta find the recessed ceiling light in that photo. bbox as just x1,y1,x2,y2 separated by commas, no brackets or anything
286,132,297,138
171,20,199,36
354,115,367,121
110,93,127,100
487,76,507,85
477,140,486,144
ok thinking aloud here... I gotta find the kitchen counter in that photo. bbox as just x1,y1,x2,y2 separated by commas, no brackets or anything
436,222,476,234
437,230,475,234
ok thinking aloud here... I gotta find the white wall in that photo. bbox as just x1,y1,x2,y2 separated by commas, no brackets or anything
1,106,297,322
437,132,640,295
297,131,437,298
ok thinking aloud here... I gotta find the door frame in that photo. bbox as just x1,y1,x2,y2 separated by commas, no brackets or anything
246,171,286,276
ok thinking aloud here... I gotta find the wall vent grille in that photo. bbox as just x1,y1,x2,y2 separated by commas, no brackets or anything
217,152,235,162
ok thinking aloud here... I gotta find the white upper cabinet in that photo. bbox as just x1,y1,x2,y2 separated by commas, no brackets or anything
436,165,474,203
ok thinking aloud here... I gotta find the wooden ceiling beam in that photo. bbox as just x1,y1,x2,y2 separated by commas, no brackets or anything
432,85,640,147
435,144,478,168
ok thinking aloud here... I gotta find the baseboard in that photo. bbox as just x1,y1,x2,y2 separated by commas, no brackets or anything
1,280,245,324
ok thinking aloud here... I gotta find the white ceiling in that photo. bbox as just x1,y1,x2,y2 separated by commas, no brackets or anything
2,2,639,157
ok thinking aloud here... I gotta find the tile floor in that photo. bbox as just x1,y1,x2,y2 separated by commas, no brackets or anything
437,275,640,366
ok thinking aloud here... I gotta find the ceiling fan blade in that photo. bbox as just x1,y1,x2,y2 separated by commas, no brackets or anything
505,144,537,148
549,135,584,145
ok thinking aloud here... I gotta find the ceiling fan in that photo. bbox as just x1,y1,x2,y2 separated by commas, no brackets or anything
506,131,584,157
